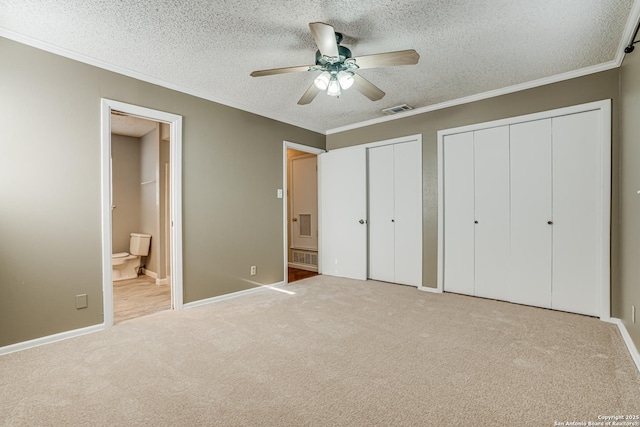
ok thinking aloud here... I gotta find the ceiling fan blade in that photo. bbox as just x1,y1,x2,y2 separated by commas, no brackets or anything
250,65,312,77
309,22,339,58
353,73,385,101
353,49,420,69
298,83,321,105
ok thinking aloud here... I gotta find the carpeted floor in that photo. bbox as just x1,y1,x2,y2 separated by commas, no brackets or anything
1,275,639,426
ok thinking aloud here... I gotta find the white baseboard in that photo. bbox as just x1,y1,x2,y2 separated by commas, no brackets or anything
418,285,443,294
143,269,168,285
0,323,105,356
288,262,318,272
605,318,640,374
183,281,288,309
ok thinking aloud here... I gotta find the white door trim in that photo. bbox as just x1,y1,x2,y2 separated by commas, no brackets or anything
283,141,325,284
437,99,611,320
101,99,184,327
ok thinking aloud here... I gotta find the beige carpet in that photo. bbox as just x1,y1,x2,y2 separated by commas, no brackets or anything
1,275,639,426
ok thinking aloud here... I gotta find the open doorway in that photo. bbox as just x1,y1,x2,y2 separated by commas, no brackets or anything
101,99,183,327
110,113,171,323
283,141,325,283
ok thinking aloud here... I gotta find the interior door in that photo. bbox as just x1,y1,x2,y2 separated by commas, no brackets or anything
368,144,395,283
509,119,552,308
473,126,510,300
291,155,318,251
319,146,368,280
443,132,475,295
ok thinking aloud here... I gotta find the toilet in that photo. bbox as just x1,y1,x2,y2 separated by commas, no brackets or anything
112,233,152,281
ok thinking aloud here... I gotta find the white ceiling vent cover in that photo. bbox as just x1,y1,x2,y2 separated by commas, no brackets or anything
382,104,414,115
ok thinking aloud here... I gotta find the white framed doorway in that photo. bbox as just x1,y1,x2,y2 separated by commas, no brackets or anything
101,99,184,327
282,141,325,283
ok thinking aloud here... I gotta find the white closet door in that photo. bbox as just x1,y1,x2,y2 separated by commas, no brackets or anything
368,144,395,283
443,132,475,295
552,111,600,316
509,119,552,308
473,126,510,300
394,140,422,286
319,147,368,280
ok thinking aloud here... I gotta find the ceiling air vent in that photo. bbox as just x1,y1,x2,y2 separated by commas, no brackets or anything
381,104,413,115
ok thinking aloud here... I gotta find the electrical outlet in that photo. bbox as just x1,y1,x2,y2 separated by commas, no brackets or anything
633,305,636,324
250,266,257,276
76,294,88,309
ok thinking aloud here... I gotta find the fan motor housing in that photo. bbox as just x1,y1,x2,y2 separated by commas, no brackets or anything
315,45,352,65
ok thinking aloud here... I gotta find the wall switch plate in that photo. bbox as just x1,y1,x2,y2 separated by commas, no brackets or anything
250,266,257,276
76,294,88,309
277,189,283,199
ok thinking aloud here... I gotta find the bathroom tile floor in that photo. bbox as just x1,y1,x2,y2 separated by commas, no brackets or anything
113,275,171,324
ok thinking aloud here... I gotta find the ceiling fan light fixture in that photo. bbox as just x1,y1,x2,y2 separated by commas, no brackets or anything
337,71,354,89
327,76,342,96
314,71,331,90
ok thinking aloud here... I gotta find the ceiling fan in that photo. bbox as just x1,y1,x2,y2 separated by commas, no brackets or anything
250,22,420,105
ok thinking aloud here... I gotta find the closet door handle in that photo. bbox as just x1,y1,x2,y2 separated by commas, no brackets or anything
547,221,553,225
474,220,478,224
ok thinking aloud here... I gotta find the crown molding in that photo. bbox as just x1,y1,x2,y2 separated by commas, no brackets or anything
4,0,640,139
327,0,640,135
0,29,326,135
326,61,619,135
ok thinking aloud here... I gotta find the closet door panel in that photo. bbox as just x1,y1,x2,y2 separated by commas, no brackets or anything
368,145,395,283
394,140,422,286
509,119,552,308
443,132,475,295
552,111,600,316
473,126,510,300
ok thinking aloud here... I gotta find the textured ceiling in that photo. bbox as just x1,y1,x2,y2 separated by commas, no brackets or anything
0,0,637,134
111,114,157,138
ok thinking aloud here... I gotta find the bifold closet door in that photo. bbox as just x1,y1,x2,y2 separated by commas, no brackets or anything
473,126,510,300
552,111,600,316
509,119,553,308
393,141,422,286
368,144,395,283
443,132,475,295
368,141,422,286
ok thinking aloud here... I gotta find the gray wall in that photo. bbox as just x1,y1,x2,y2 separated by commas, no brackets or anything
111,134,142,254
327,70,621,311
619,51,640,347
0,37,324,347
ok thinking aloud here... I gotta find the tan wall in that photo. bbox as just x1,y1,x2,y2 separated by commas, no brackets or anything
0,37,324,347
111,134,141,254
619,52,640,348
327,70,620,305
